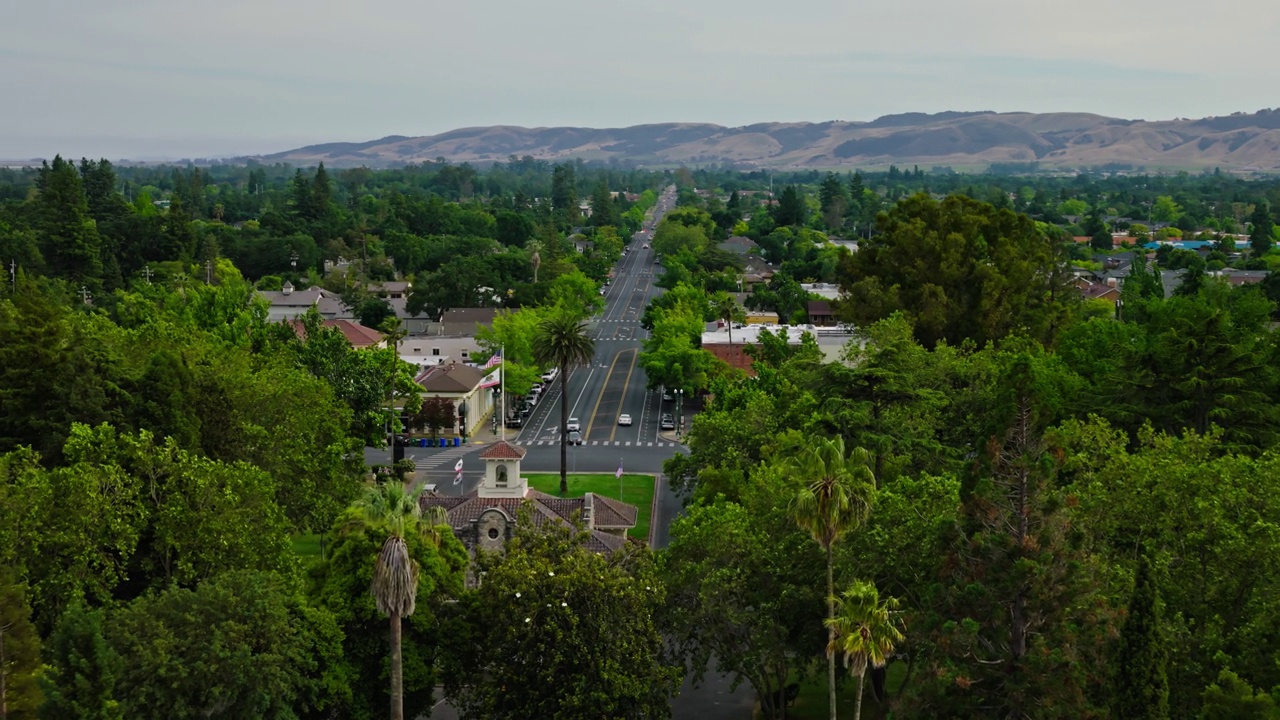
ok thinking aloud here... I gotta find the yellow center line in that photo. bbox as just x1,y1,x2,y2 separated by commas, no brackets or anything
609,348,639,443
584,349,624,439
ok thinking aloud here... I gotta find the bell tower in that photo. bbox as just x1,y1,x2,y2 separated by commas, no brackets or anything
477,440,528,498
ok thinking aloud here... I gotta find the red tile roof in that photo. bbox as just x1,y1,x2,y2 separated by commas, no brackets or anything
286,318,385,347
479,440,527,460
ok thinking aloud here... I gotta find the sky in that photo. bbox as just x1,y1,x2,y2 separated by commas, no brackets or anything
2,0,1278,160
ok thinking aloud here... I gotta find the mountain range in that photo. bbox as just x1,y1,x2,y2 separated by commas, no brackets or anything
257,109,1280,172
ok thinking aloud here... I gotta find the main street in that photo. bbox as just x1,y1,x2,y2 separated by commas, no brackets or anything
386,187,689,502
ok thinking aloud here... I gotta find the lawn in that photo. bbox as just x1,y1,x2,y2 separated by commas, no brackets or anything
524,473,654,541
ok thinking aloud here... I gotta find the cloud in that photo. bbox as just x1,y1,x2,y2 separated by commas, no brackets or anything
1,0,1277,158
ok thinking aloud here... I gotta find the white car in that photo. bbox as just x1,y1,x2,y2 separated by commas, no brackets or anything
642,243,650,249
566,417,581,432
618,414,632,426
541,368,558,383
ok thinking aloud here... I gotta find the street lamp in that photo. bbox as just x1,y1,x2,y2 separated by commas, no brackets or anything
491,386,501,434
676,389,684,436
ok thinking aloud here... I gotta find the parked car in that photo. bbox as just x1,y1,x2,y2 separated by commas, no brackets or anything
505,416,523,428
660,414,675,430
541,368,558,382
566,417,581,432
567,430,583,445
618,414,632,426
662,389,674,401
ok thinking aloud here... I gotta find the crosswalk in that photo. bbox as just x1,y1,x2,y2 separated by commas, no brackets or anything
513,440,681,447
414,445,474,471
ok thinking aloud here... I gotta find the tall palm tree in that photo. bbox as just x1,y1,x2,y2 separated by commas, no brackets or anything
826,581,904,720
528,239,543,284
532,312,596,495
790,437,875,720
353,483,441,720
711,292,741,346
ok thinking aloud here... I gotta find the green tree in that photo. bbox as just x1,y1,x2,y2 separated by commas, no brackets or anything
309,489,466,720
441,519,680,719
789,437,876,720
0,564,42,719
532,313,595,494
40,605,122,720
661,495,823,720
1111,555,1169,720
819,172,848,231
104,571,347,719
772,185,807,227
826,581,905,720
1152,195,1182,223
33,156,103,285
1199,670,1279,720
836,193,1075,348
351,483,440,720
1249,200,1274,257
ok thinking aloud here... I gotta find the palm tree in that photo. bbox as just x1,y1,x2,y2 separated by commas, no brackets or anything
528,239,543,284
711,292,742,346
826,581,904,720
532,312,595,495
352,483,444,720
790,437,876,720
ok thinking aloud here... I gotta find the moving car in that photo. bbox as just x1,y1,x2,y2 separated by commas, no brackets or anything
567,430,583,445
566,417,581,432
660,414,675,430
618,414,632,426
642,243,650,249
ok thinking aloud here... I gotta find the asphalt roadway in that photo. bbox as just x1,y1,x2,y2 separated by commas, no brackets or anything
374,187,757,718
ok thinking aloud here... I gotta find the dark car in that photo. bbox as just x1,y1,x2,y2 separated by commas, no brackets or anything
568,430,584,445
505,416,523,428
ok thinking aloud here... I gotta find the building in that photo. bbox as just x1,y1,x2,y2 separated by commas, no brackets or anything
398,336,482,370
258,284,350,322
415,361,500,438
286,318,387,349
799,282,841,300
718,236,759,256
701,324,810,372
419,441,637,571
440,307,499,338
806,300,837,326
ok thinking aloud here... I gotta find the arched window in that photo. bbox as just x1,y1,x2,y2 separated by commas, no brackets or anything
496,464,508,487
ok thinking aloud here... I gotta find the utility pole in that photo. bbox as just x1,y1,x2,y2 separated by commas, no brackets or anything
205,259,213,285
142,265,153,285
79,286,92,305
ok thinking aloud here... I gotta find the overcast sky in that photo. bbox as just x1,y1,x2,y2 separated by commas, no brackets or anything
3,0,1277,160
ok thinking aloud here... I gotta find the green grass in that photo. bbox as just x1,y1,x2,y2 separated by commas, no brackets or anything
524,473,654,541
290,534,324,566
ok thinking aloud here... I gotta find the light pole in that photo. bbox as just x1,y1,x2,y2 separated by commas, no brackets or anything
458,400,469,443
676,389,684,438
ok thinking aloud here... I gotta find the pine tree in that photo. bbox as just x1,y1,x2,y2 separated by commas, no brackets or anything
1110,555,1169,720
33,155,103,285
1249,201,1274,257
40,605,123,720
0,564,42,719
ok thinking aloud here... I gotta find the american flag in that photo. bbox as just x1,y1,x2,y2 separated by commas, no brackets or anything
615,460,624,479
483,350,503,369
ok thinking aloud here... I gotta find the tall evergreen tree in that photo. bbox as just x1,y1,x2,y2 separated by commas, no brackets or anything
1111,555,1169,720
772,185,807,227
1249,200,1274,257
0,564,42,719
40,605,122,720
33,155,102,285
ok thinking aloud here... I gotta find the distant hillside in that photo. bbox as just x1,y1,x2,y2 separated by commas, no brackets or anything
256,110,1280,172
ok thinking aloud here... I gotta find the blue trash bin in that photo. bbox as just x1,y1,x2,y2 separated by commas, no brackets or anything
419,439,426,448
453,437,460,447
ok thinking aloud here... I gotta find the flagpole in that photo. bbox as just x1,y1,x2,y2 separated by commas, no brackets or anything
500,344,505,442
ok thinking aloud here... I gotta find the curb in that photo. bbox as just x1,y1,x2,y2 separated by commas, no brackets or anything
648,473,662,548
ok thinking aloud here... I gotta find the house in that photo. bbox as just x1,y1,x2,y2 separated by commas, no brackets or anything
807,300,837,326
367,281,411,300
571,236,595,254
286,318,387,348
440,307,498,338
399,336,482,369
718,236,759,256
1079,282,1121,303
702,323,853,372
415,361,500,438
259,284,348,322
419,441,637,575
800,282,841,301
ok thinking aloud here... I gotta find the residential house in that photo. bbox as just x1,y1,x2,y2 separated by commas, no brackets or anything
367,281,411,300
718,236,759,256
415,361,500,438
806,300,837,326
259,283,351,322
800,282,841,300
440,307,498,338
286,318,387,349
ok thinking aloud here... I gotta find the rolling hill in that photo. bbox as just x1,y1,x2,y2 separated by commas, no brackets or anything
256,109,1280,172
